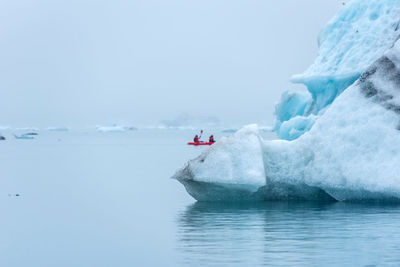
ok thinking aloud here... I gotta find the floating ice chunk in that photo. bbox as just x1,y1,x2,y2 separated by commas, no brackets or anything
173,125,266,201
47,127,69,131
174,125,336,202
16,127,39,131
14,134,34,140
96,125,137,132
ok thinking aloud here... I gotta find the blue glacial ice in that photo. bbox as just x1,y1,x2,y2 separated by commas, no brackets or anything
174,0,400,202
275,0,400,140
274,91,316,140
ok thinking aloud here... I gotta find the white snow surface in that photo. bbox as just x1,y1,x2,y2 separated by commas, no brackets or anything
294,0,400,82
175,0,400,202
276,0,400,140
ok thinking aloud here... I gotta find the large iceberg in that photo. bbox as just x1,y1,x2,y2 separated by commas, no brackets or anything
275,0,400,140
174,0,400,202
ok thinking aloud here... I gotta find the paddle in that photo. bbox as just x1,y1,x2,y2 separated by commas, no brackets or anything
199,130,203,142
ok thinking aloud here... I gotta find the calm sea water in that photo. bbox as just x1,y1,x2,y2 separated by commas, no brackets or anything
1,129,400,266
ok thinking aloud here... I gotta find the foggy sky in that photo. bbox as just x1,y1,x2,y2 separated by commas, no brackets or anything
0,0,346,128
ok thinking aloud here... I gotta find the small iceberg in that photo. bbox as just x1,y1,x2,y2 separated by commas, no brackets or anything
23,132,38,136
16,127,39,131
14,134,34,140
47,127,69,132
96,125,137,132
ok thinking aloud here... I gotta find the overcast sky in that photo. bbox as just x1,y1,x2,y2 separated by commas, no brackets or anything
0,0,347,128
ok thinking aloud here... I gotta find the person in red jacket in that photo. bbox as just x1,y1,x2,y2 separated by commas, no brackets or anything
209,135,215,143
194,135,200,143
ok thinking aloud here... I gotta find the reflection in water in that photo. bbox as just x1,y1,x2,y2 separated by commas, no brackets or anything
176,202,400,266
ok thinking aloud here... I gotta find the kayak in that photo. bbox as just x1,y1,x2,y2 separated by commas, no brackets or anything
187,142,214,146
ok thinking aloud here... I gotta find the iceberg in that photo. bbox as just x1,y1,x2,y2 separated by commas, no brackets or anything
47,127,69,132
275,0,400,140
174,0,400,202
159,113,220,130
15,127,39,131
96,125,137,132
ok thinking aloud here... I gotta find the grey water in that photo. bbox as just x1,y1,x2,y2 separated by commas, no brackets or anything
1,129,400,266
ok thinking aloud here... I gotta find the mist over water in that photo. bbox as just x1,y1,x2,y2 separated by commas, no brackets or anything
0,0,347,128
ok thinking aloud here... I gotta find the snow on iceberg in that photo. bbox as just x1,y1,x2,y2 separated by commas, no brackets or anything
174,0,400,202
276,0,400,140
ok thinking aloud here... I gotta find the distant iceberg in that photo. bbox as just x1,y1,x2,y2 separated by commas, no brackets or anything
96,125,137,132
174,0,400,202
47,127,69,132
15,127,39,131
14,134,34,140
159,114,220,130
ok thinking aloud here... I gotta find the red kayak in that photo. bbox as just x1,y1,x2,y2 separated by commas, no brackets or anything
187,142,214,146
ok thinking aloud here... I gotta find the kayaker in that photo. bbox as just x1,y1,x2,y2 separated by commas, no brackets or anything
209,135,215,143
194,135,200,143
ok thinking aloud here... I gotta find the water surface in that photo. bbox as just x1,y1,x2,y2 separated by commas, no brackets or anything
0,129,399,266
